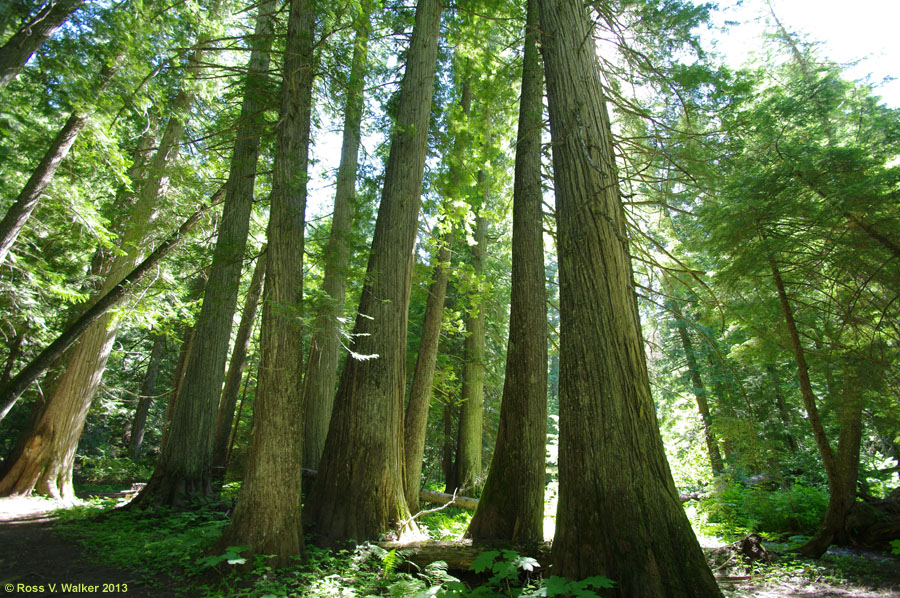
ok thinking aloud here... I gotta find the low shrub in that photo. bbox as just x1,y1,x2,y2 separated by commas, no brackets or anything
702,482,828,539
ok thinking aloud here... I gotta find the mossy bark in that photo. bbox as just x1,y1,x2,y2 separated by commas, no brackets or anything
540,1,722,594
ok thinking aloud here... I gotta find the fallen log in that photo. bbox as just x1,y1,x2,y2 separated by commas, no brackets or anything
418,489,479,511
378,539,552,572
301,468,481,511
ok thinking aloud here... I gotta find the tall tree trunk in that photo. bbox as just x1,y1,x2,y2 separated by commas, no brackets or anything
467,0,547,545
540,1,722,594
799,372,863,557
0,0,84,92
301,7,371,470
211,246,266,480
453,212,487,493
670,302,724,474
133,0,277,507
403,229,452,509
215,0,314,565
306,0,442,545
769,256,862,557
130,335,165,460
0,59,118,266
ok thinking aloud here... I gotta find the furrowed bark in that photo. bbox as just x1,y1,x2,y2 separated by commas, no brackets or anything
215,0,314,564
540,0,722,593
133,0,277,507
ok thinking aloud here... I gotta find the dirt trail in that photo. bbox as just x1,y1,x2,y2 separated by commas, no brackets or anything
0,497,176,597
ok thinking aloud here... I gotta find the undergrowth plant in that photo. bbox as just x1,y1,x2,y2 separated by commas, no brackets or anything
700,483,828,539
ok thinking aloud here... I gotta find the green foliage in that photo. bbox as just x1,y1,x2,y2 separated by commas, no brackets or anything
891,539,900,555
458,550,613,598
53,500,230,576
702,483,829,539
76,454,155,485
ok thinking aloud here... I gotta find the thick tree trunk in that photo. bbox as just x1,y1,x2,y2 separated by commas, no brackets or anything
453,213,486,493
671,302,724,474
301,8,371,470
799,388,863,557
211,247,266,479
306,0,442,545
467,0,547,545
133,1,276,507
215,0,313,565
539,1,722,594
404,230,452,509
130,335,165,460
0,0,83,92
0,60,118,266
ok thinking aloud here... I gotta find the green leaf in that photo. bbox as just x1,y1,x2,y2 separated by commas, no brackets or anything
581,575,616,589
470,550,500,573
542,576,570,597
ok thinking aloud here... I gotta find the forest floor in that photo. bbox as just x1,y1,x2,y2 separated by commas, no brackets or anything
0,496,898,597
